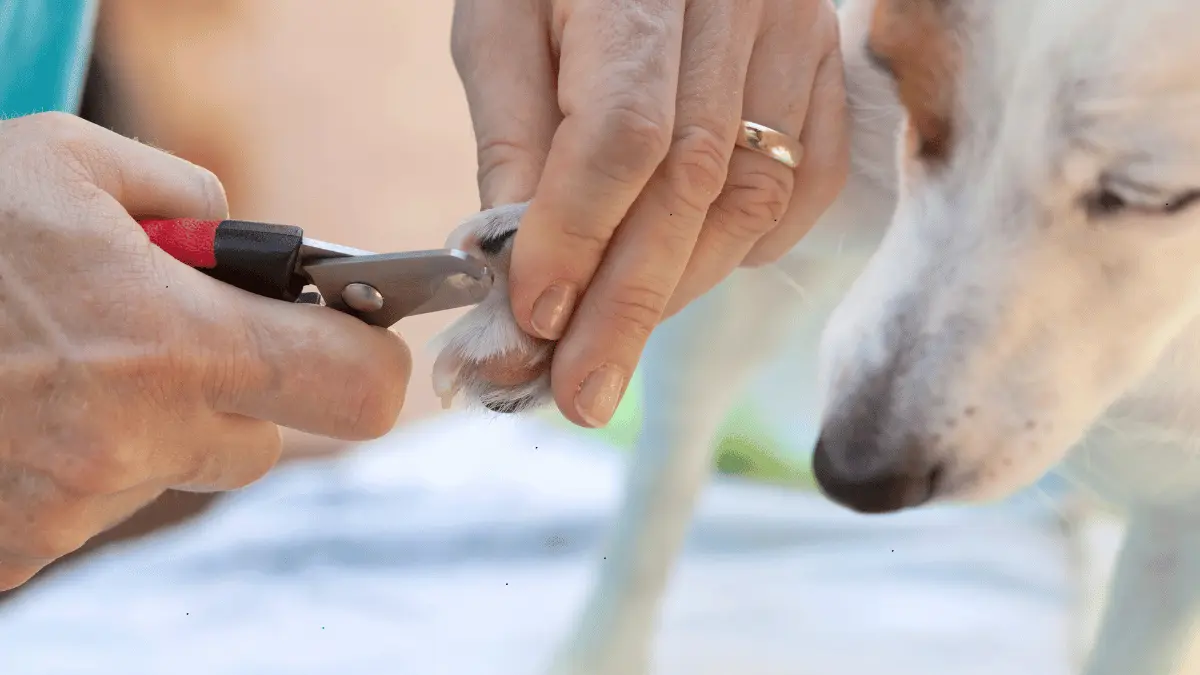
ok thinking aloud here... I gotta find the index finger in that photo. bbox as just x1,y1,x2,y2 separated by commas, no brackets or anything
507,0,686,340
4,112,229,223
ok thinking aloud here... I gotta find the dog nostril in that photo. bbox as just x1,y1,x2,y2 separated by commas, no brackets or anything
811,437,940,514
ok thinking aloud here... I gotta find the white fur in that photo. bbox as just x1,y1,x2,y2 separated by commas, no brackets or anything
818,0,1200,509
432,0,1200,672
432,203,552,412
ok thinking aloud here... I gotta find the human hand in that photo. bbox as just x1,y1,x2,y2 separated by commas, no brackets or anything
0,113,411,590
452,0,848,427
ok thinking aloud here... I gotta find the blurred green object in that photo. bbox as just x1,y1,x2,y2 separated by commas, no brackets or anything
549,369,816,489
0,0,97,117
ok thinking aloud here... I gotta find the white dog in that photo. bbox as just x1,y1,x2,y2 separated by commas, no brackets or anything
433,0,1200,673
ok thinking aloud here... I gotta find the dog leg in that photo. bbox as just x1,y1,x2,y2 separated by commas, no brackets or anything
427,12,904,668
426,203,812,674
1081,509,1200,675
1060,493,1099,673
545,266,806,675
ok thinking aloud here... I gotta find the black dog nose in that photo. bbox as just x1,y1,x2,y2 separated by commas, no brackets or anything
811,438,940,514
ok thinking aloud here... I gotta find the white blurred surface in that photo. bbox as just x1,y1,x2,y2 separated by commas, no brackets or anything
0,414,1088,674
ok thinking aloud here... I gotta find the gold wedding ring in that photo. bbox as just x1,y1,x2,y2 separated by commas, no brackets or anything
735,120,803,169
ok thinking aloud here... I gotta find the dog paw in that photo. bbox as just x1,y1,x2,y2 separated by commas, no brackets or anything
430,202,554,414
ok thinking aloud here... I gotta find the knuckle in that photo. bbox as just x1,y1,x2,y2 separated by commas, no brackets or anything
132,346,201,412
712,166,795,236
476,137,534,174
56,444,141,492
0,113,85,168
600,282,671,345
20,110,85,136
198,334,257,411
474,138,540,205
587,102,672,185
44,132,119,189
0,113,103,184
51,438,143,496
665,124,733,213
557,217,617,254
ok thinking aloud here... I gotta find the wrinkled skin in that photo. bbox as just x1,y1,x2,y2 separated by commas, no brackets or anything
451,0,849,427
0,112,411,590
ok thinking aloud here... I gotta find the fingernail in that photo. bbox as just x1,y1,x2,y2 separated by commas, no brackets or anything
575,365,627,428
530,282,577,339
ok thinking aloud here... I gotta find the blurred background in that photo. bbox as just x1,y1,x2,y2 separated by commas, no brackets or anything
0,1,1128,673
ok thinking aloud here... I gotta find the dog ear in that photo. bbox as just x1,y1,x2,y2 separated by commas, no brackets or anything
867,0,960,162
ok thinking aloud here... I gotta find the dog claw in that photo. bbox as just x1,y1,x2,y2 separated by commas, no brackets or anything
431,349,464,409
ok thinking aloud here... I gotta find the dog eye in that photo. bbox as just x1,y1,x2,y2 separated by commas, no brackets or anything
1084,186,1200,218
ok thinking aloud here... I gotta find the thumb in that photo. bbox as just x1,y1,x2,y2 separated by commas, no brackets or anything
452,0,560,207
210,290,414,441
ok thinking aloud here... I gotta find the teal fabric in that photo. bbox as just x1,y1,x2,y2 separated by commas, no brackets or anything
0,0,98,118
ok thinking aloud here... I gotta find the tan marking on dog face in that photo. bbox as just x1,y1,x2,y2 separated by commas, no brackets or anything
868,0,959,162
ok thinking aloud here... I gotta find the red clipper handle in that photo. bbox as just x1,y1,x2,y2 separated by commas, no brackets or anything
137,218,307,302
139,218,221,268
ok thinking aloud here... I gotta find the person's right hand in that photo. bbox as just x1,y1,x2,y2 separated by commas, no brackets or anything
0,112,412,590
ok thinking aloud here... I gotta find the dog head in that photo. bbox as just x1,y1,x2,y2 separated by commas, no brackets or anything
814,0,1200,512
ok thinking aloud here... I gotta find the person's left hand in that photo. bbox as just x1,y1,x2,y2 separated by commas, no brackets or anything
452,0,849,428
